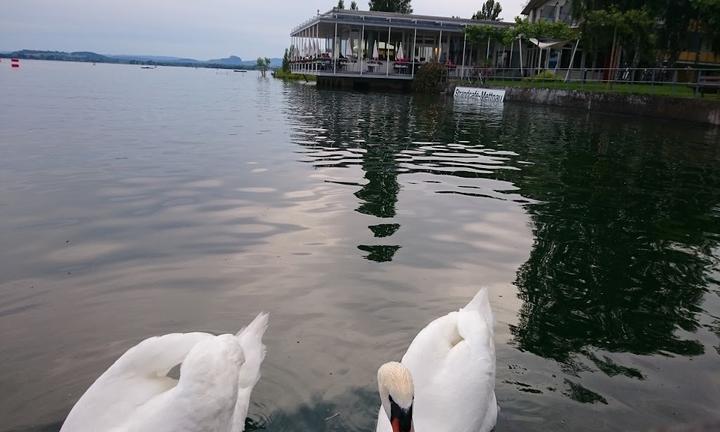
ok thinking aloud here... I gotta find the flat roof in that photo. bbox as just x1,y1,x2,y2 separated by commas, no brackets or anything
291,9,512,36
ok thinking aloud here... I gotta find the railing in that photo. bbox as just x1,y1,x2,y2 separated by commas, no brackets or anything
287,63,720,96
451,67,720,98
290,57,417,77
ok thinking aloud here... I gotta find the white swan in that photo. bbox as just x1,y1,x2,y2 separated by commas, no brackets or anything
376,289,497,432
60,313,268,432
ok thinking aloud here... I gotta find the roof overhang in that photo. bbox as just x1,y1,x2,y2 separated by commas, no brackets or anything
291,9,512,37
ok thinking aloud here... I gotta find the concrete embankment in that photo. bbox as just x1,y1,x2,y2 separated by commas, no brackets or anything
448,84,720,126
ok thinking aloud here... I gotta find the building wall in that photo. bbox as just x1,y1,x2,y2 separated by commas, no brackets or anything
527,0,573,25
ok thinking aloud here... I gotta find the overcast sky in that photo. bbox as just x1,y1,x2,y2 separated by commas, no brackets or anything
1,0,527,60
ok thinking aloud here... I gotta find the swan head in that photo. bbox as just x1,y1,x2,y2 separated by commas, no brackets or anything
378,362,414,432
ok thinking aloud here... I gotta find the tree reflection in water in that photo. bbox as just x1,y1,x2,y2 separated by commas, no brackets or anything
286,86,720,399
502,113,720,376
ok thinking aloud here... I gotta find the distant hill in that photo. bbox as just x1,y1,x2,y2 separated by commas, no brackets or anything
109,54,201,64
6,50,112,62
206,56,282,68
238,58,282,68
266,58,283,68
0,50,281,70
207,55,244,66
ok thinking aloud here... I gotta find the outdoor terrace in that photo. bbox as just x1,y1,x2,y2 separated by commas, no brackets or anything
289,9,511,80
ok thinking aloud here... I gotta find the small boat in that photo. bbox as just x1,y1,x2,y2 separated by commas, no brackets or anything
141,66,157,69
233,69,247,73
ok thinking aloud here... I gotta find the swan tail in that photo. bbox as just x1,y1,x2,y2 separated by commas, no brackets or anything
461,287,494,331
457,287,495,358
237,312,269,341
237,312,268,388
231,313,269,432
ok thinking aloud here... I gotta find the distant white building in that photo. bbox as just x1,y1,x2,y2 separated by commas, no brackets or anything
522,0,576,26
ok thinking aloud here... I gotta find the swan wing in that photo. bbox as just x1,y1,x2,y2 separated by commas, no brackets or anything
62,312,269,432
60,332,212,432
121,332,250,432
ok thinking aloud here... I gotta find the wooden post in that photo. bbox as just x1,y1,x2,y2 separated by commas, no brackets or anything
438,29,443,61
360,24,365,75
564,39,580,83
519,36,523,76
461,30,467,80
509,37,514,70
412,27,417,78
302,29,305,73
387,25,392,76
334,19,338,74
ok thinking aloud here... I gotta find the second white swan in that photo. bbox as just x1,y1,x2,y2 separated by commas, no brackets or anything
376,289,497,432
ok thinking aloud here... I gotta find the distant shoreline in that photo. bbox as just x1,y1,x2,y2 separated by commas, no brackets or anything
0,50,280,71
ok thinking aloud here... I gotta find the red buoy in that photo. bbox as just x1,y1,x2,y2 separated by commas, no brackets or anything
11,58,20,68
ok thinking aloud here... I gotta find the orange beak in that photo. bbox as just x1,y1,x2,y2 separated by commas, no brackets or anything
390,409,413,432
391,417,402,432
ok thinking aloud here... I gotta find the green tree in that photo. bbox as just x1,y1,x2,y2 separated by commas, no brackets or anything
694,0,720,54
368,0,412,13
256,57,271,77
579,7,655,68
337,0,345,9
472,0,502,20
282,49,290,73
567,0,720,66
350,1,358,9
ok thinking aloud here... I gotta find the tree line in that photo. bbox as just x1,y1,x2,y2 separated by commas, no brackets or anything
570,0,720,67
330,0,720,67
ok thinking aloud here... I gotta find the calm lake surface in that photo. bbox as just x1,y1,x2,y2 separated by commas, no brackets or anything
1,61,720,432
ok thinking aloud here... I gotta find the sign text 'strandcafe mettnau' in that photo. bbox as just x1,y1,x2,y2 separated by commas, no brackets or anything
453,87,506,104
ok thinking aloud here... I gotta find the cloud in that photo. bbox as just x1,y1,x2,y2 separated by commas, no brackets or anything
0,0,527,58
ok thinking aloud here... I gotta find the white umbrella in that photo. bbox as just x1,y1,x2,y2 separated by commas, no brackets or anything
372,40,379,60
397,42,404,61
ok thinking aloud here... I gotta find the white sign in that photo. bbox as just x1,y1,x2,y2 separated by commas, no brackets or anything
453,87,505,104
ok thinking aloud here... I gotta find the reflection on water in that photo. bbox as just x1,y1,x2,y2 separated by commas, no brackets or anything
284,85,720,429
512,126,720,366
1,62,720,432
250,388,377,432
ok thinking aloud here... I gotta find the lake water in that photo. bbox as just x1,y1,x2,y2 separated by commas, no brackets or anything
1,61,719,432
